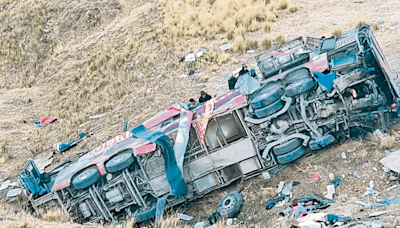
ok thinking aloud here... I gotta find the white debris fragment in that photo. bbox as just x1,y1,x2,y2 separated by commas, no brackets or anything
262,171,271,180
6,188,22,197
185,53,196,62
89,113,106,119
194,222,205,228
369,211,386,217
386,185,397,192
220,43,230,51
177,213,193,221
0,180,11,191
277,181,285,193
326,185,335,199
373,129,388,139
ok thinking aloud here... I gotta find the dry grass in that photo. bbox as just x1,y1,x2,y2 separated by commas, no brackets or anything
261,35,273,49
275,33,286,45
246,38,259,50
231,35,246,53
288,5,298,13
279,0,289,10
373,23,380,31
163,0,281,40
217,52,230,65
379,135,396,150
357,19,366,27
153,215,181,228
332,27,343,37
41,209,69,223
263,22,272,33
210,65,219,72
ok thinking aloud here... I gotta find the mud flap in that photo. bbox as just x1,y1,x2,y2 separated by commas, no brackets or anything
308,134,335,150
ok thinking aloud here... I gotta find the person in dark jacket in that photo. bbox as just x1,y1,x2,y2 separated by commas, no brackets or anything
239,63,249,76
199,91,212,103
228,74,238,90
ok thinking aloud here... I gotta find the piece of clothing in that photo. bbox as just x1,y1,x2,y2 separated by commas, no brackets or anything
131,124,188,197
228,77,238,90
199,94,212,103
195,99,215,145
36,115,57,128
239,69,249,76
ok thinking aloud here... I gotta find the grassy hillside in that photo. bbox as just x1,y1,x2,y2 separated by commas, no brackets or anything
0,0,294,161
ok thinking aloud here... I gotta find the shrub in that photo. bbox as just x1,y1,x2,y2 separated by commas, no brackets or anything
246,38,259,50
261,35,272,49
288,5,298,13
332,27,343,37
279,0,288,10
231,35,246,53
275,33,286,45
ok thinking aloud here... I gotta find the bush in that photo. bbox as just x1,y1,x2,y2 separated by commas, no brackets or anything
261,35,272,49
232,35,246,53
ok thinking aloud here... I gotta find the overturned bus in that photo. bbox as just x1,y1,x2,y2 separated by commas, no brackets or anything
19,26,400,224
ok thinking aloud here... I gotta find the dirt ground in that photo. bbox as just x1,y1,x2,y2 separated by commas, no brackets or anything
0,0,400,227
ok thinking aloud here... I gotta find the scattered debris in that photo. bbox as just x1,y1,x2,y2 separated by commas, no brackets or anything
379,197,400,205
380,150,400,172
328,173,335,182
353,171,362,179
0,180,11,191
369,211,386,217
386,185,397,191
278,181,285,193
281,183,293,196
364,188,379,197
184,53,196,62
177,213,193,221
145,85,160,95
35,115,57,128
220,43,231,51
194,222,205,228
89,113,106,119
196,48,207,58
226,218,233,226
6,188,22,197
383,167,391,173
373,129,388,139
311,172,321,182
246,50,255,54
262,171,271,180
341,152,347,159
377,20,385,25
384,150,390,156
326,185,335,199
54,132,87,153
332,20,340,25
